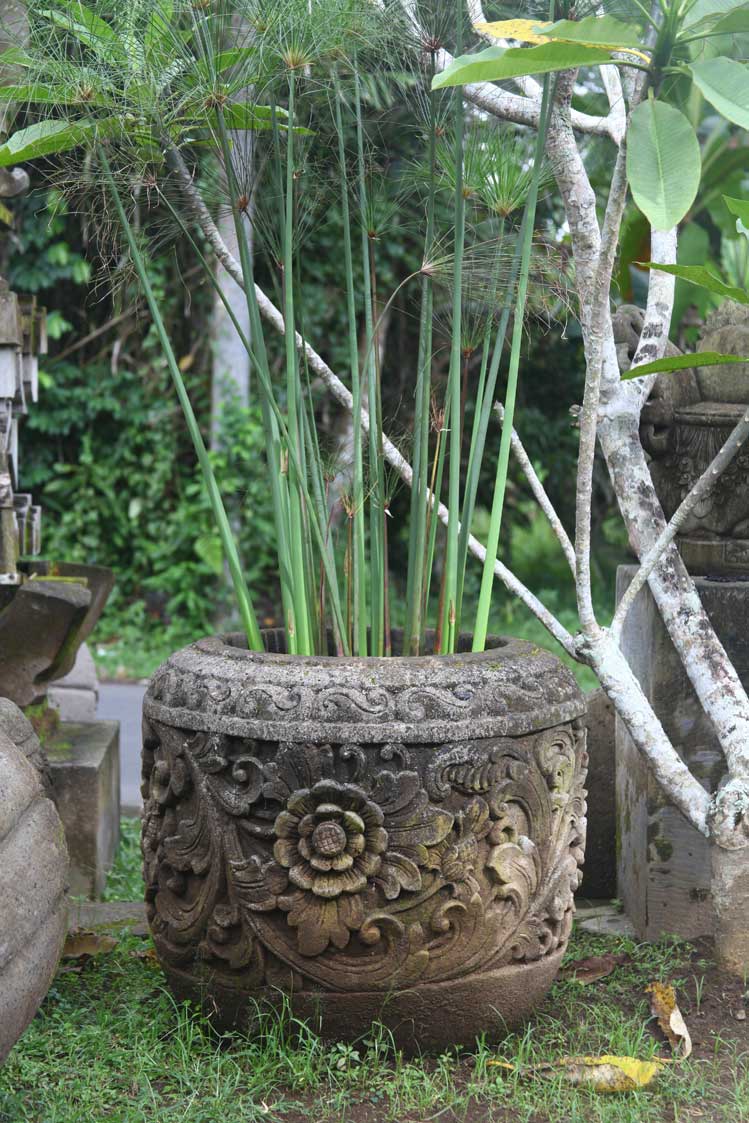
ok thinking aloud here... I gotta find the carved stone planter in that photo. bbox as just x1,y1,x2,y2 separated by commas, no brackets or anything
141,631,587,1051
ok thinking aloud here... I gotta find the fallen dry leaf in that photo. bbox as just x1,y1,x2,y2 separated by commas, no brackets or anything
62,932,118,959
556,1055,665,1092
559,952,629,984
488,1054,665,1092
646,981,692,1058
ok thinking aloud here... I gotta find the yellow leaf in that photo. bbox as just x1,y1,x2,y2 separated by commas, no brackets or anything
557,1055,666,1093
646,981,693,1059
475,19,650,63
0,201,13,226
475,19,552,45
487,1054,665,1092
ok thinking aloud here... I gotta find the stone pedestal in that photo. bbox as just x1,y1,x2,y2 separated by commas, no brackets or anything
46,720,120,899
580,689,616,900
615,566,748,940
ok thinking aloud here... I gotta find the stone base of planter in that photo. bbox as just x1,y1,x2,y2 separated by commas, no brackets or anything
46,720,120,899
161,947,565,1053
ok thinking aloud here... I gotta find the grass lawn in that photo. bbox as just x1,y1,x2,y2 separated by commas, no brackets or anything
2,823,747,1122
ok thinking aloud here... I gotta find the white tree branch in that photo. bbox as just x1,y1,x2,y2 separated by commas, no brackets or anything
494,402,576,576
583,630,711,833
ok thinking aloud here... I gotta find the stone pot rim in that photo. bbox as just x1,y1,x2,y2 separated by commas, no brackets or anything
144,628,585,743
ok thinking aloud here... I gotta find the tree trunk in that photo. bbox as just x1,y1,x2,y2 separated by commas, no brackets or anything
712,843,749,974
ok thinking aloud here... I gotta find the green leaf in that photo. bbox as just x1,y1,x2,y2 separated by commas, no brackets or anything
681,2,749,37
145,0,173,59
0,48,34,69
40,3,121,60
220,103,311,134
626,100,701,230
432,41,613,89
0,117,118,166
0,83,111,106
538,15,645,49
213,47,258,74
682,0,749,29
195,534,224,576
725,194,749,224
622,350,749,379
638,261,749,302
691,58,749,128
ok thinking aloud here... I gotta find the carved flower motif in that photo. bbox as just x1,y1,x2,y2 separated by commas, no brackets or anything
273,781,388,900
272,775,454,956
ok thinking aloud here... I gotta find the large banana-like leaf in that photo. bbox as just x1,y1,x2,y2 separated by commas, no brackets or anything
626,100,701,231
432,41,614,89
691,58,749,130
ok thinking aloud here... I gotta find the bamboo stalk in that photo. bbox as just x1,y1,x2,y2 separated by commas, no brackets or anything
100,150,262,651
160,178,350,653
333,77,368,657
354,63,385,656
281,71,313,655
212,113,298,652
404,54,437,657
441,0,466,654
472,79,553,652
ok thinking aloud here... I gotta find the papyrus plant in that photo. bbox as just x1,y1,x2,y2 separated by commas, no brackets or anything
6,0,749,968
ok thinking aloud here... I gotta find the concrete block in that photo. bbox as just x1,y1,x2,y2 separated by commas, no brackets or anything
46,720,120,899
580,689,616,899
47,685,97,723
47,643,98,723
615,566,742,941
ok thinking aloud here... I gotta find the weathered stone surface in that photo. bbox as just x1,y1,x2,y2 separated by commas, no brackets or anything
633,302,749,574
580,689,616,900
0,580,91,708
47,721,120,899
48,644,98,723
0,727,68,1065
142,630,588,1051
0,563,113,708
47,685,97,723
615,567,746,940
0,696,51,793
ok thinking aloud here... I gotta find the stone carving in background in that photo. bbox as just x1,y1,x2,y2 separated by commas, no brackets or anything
615,301,749,575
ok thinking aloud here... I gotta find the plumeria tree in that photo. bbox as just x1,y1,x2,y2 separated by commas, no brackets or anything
3,0,749,968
